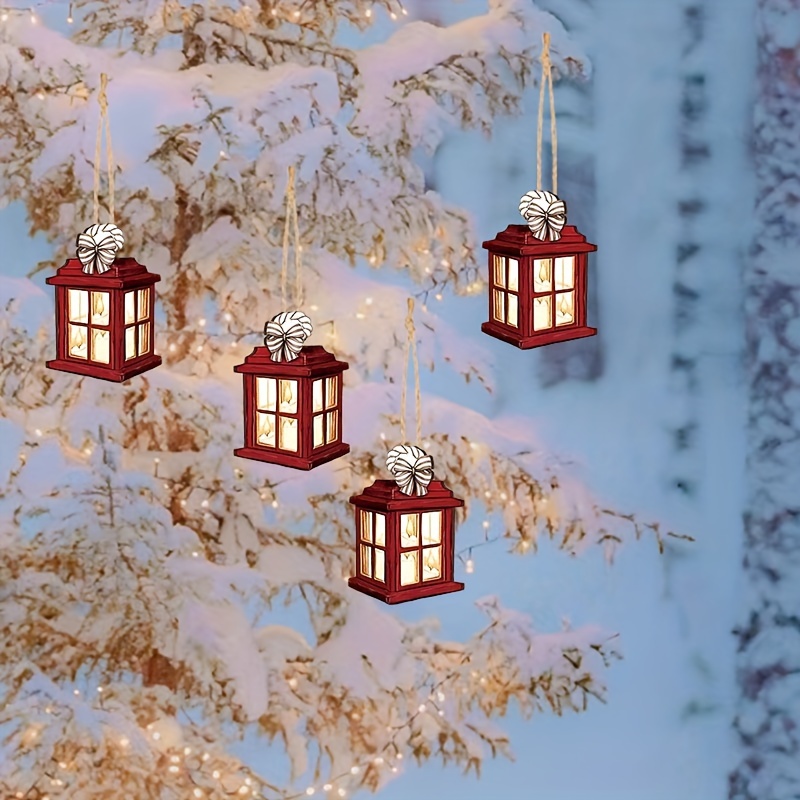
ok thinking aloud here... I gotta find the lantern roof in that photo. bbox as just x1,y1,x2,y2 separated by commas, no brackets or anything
483,224,597,257
350,479,464,512
45,257,160,290
234,345,348,377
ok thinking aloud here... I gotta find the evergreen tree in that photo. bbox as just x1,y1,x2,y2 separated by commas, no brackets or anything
0,2,669,796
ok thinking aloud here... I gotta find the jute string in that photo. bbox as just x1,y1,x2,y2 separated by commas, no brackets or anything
92,73,116,224
536,32,558,194
280,165,303,307
400,297,422,444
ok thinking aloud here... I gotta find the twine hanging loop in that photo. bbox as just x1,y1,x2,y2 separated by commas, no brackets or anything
93,73,116,225
280,165,303,308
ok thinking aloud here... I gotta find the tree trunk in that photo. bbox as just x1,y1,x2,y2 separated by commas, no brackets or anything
731,2,800,798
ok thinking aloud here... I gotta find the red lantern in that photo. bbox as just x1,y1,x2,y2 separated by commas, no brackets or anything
349,445,464,604
46,224,162,382
234,311,350,470
482,211,597,349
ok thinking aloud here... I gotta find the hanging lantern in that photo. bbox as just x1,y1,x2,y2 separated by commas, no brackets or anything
233,310,350,470
482,32,598,349
45,223,162,381
481,193,597,348
349,445,464,604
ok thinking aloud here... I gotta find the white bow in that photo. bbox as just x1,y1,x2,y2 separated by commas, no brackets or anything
386,444,434,497
76,223,125,274
264,310,313,362
519,190,567,242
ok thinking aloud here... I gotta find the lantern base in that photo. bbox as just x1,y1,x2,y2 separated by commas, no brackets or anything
481,321,596,349
234,442,350,471
348,576,465,605
46,354,162,383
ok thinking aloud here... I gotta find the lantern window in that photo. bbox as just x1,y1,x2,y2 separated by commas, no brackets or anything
254,377,299,452
399,511,442,585
358,509,387,583
67,289,111,363
311,375,340,449
123,288,153,361
532,256,576,331
490,255,519,328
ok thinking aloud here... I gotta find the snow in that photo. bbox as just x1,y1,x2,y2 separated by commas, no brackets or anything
0,0,753,799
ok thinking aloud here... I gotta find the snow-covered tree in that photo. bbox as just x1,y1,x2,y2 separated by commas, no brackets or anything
731,1,800,797
0,1,675,797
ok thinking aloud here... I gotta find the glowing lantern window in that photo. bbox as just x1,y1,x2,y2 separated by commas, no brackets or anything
482,191,597,349
234,310,350,470
349,445,464,604
46,224,161,382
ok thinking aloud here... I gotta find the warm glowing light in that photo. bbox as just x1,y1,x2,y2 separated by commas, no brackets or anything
169,343,176,352
202,753,210,761
365,297,373,305
365,8,372,16
482,520,489,529
67,15,73,23
170,754,179,763
119,737,130,747
224,312,232,322
417,704,426,713
437,691,445,701
271,500,279,508
465,558,474,574
58,761,67,769
199,318,206,326
337,790,346,798
396,753,403,760
194,790,204,798
435,293,443,301
355,312,365,319
152,732,161,740
305,790,315,797
373,756,384,764
350,766,359,775
0,12,8,21
168,765,179,773
29,8,36,23
212,771,221,779
73,689,80,695
323,785,332,792
288,677,298,688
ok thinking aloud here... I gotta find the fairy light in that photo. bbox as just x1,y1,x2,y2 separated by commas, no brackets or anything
271,499,278,508
417,704,426,713
287,677,298,688
29,7,36,23
224,312,232,322
199,318,206,327
350,766,359,775
1,11,8,20
323,785,332,792
73,689,80,696
119,737,130,747
194,790,204,798
435,293,443,301
305,790,315,797
337,790,346,798
212,771,221,780
482,520,489,530
465,558,474,574
365,7,372,16
152,732,161,740
169,343,177,352
34,428,42,436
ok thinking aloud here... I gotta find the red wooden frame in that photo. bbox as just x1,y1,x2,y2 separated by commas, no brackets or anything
481,224,597,349
348,479,464,604
233,345,350,470
46,257,162,382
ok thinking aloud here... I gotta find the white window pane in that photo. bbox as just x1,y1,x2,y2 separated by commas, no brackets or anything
68,324,87,359
124,291,136,324
533,258,552,292
68,289,88,323
137,322,151,356
533,296,552,331
492,254,506,287
555,292,575,326
326,376,337,409
507,294,518,327
374,513,386,547
279,417,298,452
312,379,324,412
137,288,149,320
125,327,136,360
400,551,419,586
313,414,324,448
492,289,505,322
507,258,519,291
91,291,110,325
421,511,442,544
279,380,297,413
359,544,372,578
91,328,110,364
256,377,277,411
374,548,385,583
256,412,276,447
326,410,338,444
400,514,419,547
422,546,442,581
555,256,575,290
360,509,373,542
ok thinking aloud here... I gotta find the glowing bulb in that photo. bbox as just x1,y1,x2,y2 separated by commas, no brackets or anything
58,762,67,769
198,318,206,326
396,753,403,760
152,732,161,740
293,9,300,17
373,756,383,764
350,766,359,775
482,520,489,529
67,15,73,23
337,790,346,798
465,559,474,574
417,704,426,712
305,790,315,797
309,304,319,311
154,457,160,464
212,770,221,779
36,91,45,100
1,12,8,21
96,686,103,692
73,689,80,695
238,788,248,796
521,539,531,551
169,765,179,773
390,11,397,19
323,786,332,793
202,753,210,762
437,691,445,701
365,297,373,305
271,500,278,508
201,499,209,508
119,737,129,747
194,790,204,798
45,707,52,714
192,551,199,557
288,677,298,688
224,312,232,322
401,6,408,14
365,8,372,16
219,150,227,158
169,343,176,352
435,293,443,301
196,345,203,352
355,312,365,319
34,428,42,436
29,9,36,23
391,767,398,773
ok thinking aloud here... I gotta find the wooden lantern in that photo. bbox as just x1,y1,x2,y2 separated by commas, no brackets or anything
46,230,162,382
234,311,350,470
349,446,464,604
482,205,597,349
